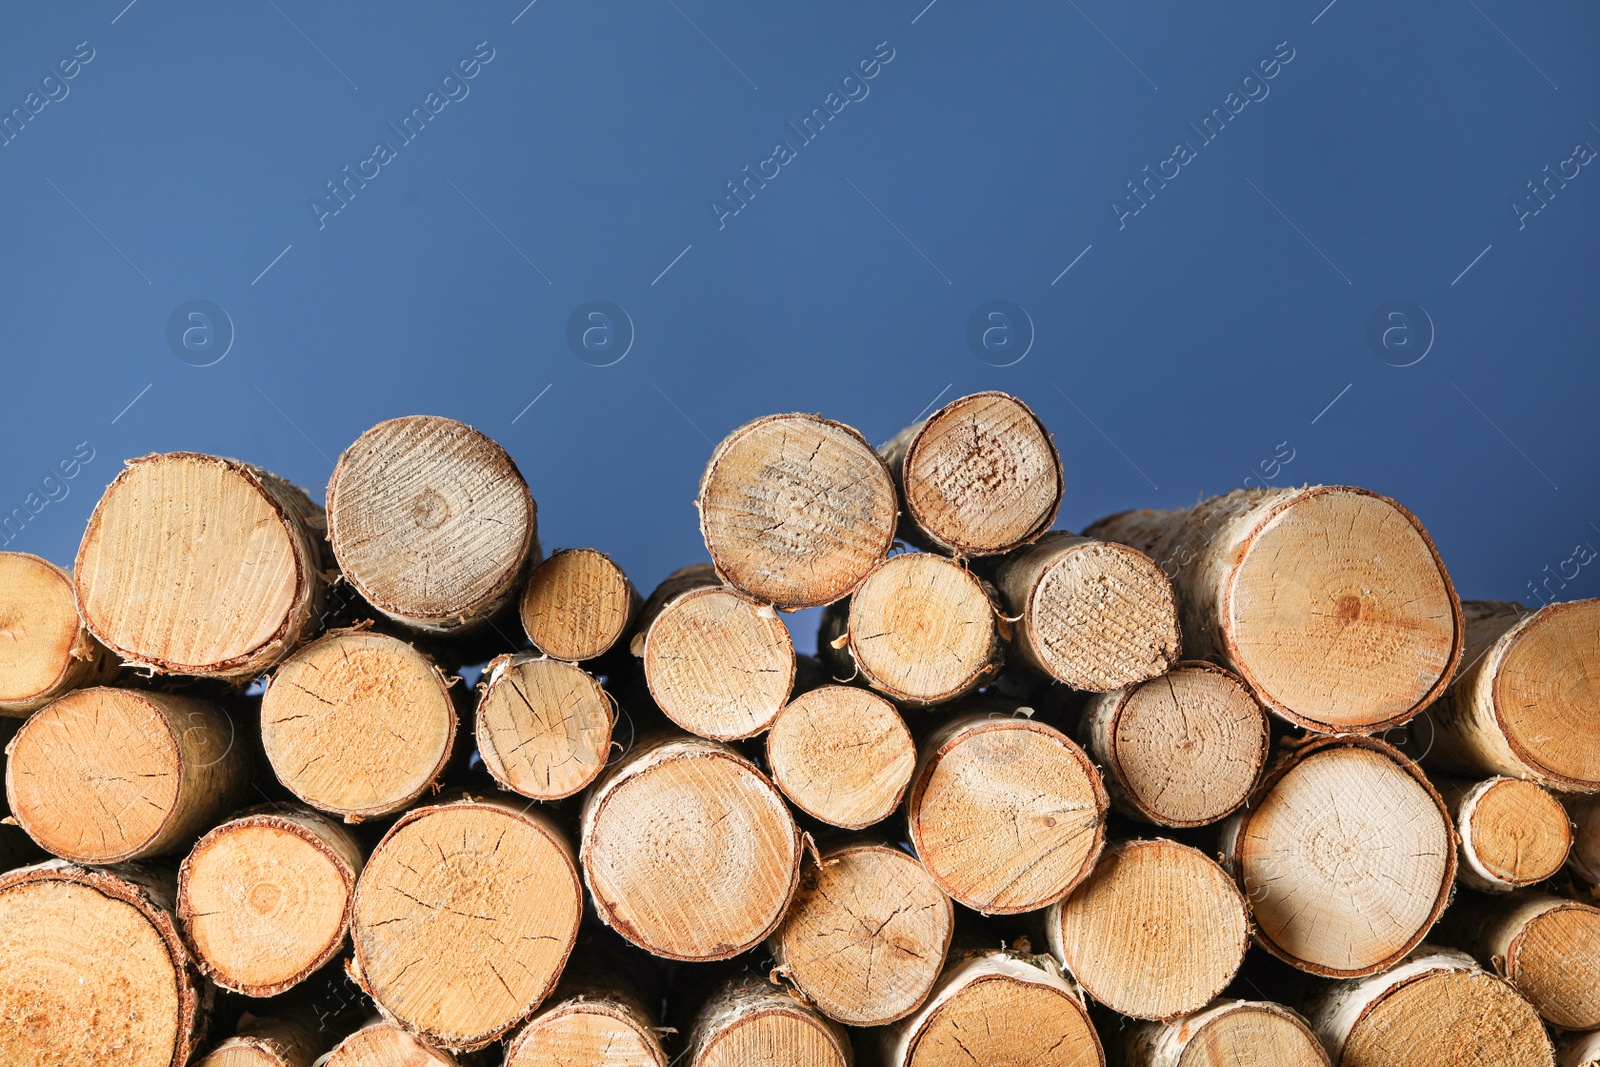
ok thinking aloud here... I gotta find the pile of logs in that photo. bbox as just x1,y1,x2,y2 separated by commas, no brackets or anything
1,394,1597,1067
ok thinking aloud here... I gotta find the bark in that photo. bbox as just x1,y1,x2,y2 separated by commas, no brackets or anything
1563,792,1600,885
1559,1031,1600,1067
475,652,613,800
0,552,119,715
1433,775,1571,893
1123,999,1328,1067
519,548,640,662
685,973,853,1067
765,685,916,830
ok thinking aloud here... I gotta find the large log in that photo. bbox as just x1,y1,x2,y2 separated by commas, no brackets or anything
1123,999,1328,1067
1434,775,1571,892
475,652,613,800
697,413,898,610
326,415,539,634
1087,486,1462,733
75,452,329,681
0,552,118,715
519,548,639,662
1439,890,1600,1031
685,973,853,1067
765,685,916,829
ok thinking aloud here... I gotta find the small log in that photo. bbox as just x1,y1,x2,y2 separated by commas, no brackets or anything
697,413,898,610
685,973,853,1067
1124,999,1328,1067
1081,661,1269,827
819,553,1004,707
765,686,916,829
994,532,1180,692
1563,792,1600,884
75,452,329,681
1439,890,1600,1031
581,732,802,961
771,840,954,1026
320,1018,464,1066
1304,945,1553,1067
326,415,539,634
907,711,1107,914
1087,486,1462,733
519,548,639,662
1561,1031,1600,1067
1415,598,1600,790
0,859,211,1067
631,564,795,740
1218,734,1456,978
5,686,249,864
1047,839,1249,1020
882,949,1102,1067
0,552,118,715
195,1007,331,1067
261,629,456,821
1434,775,1571,892
503,933,667,1067
878,390,1063,556
475,652,613,800
177,804,364,997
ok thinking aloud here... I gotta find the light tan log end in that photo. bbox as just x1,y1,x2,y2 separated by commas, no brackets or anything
321,1020,463,1066
766,686,915,829
687,974,852,1067
1494,895,1600,1032
476,654,613,800
519,548,638,662
1125,999,1328,1067
1440,776,1571,892
0,552,117,715
505,993,668,1067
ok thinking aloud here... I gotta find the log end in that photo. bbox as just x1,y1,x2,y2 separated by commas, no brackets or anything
643,585,795,740
766,686,915,829
477,655,613,800
0,552,117,715
519,548,637,662
1492,598,1600,789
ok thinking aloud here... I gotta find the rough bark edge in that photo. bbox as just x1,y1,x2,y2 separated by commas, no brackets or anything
504,983,668,1067
0,554,121,716
518,547,642,662
1124,998,1329,1067
474,651,615,800
314,1019,466,1067
686,973,854,1067
764,689,916,830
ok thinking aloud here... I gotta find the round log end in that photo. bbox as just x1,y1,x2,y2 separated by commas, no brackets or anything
766,686,915,829
1167,1002,1327,1067
519,548,637,662
1509,900,1600,1031
1461,778,1572,890
688,975,851,1067
505,998,668,1067
477,655,613,800
322,1021,463,1066
1491,598,1600,789
0,552,116,715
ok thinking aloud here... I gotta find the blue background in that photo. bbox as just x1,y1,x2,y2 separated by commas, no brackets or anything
3,0,1597,652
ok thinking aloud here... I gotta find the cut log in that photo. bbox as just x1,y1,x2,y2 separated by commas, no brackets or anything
878,391,1063,556
1439,890,1600,1031
770,840,954,1026
5,686,249,864
195,1009,330,1067
503,935,667,1067
907,711,1107,914
0,552,118,715
1304,945,1553,1067
1087,486,1462,733
320,1019,464,1066
697,413,898,610
177,804,364,997
1560,1031,1600,1067
326,415,539,634
819,553,1004,707
581,733,801,960
685,973,852,1067
882,950,1102,1067
1414,598,1600,791
765,685,916,829
632,564,795,740
1563,792,1600,884
1047,839,1249,1020
260,629,456,821
475,653,613,800
0,859,211,1067
1081,661,1269,827
0,719,41,869
75,452,329,681
519,548,639,662
994,532,1181,692
1124,999,1328,1067
350,796,581,1050
1434,775,1571,893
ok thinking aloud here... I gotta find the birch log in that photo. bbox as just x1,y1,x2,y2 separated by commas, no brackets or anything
1124,999,1329,1067
5,687,249,864
1434,775,1571,892
326,415,538,634
878,391,1063,556
685,974,852,1067
519,548,639,662
994,532,1180,691
475,652,613,800
0,720,38,869
75,452,329,681
0,552,117,715
765,686,916,829
196,1009,331,1067
697,413,898,610
503,938,667,1067
319,1019,464,1067
1087,486,1462,733
1560,1032,1600,1067
1564,792,1600,884
1440,890,1600,1031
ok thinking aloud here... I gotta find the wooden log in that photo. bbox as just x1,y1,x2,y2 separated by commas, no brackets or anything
196,1008,331,1067
503,934,667,1067
765,685,916,830
882,950,1103,1067
877,390,1063,557
819,553,1004,707
1413,598,1600,791
0,858,211,1067
1081,661,1269,827
326,415,539,634
1560,1031,1600,1067
475,652,613,800
177,804,364,997
0,552,118,715
697,413,898,610
770,840,954,1026
1434,775,1571,893
519,548,639,662
1218,734,1456,978
685,973,853,1067
1047,839,1249,1020
1439,890,1600,1031
1086,486,1462,733
1304,945,1553,1067
320,1019,465,1066
631,564,795,740
994,532,1181,692
75,452,330,681
350,795,582,1051
581,733,801,960
1563,792,1600,884
1124,999,1328,1067
0,719,42,870
908,711,1106,914
5,686,249,864
260,629,456,821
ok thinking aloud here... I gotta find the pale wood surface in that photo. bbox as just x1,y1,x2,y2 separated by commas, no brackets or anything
519,548,638,662
0,552,117,715
765,685,915,829
1125,999,1328,1067
686,973,853,1067
1436,775,1571,892
476,652,613,800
